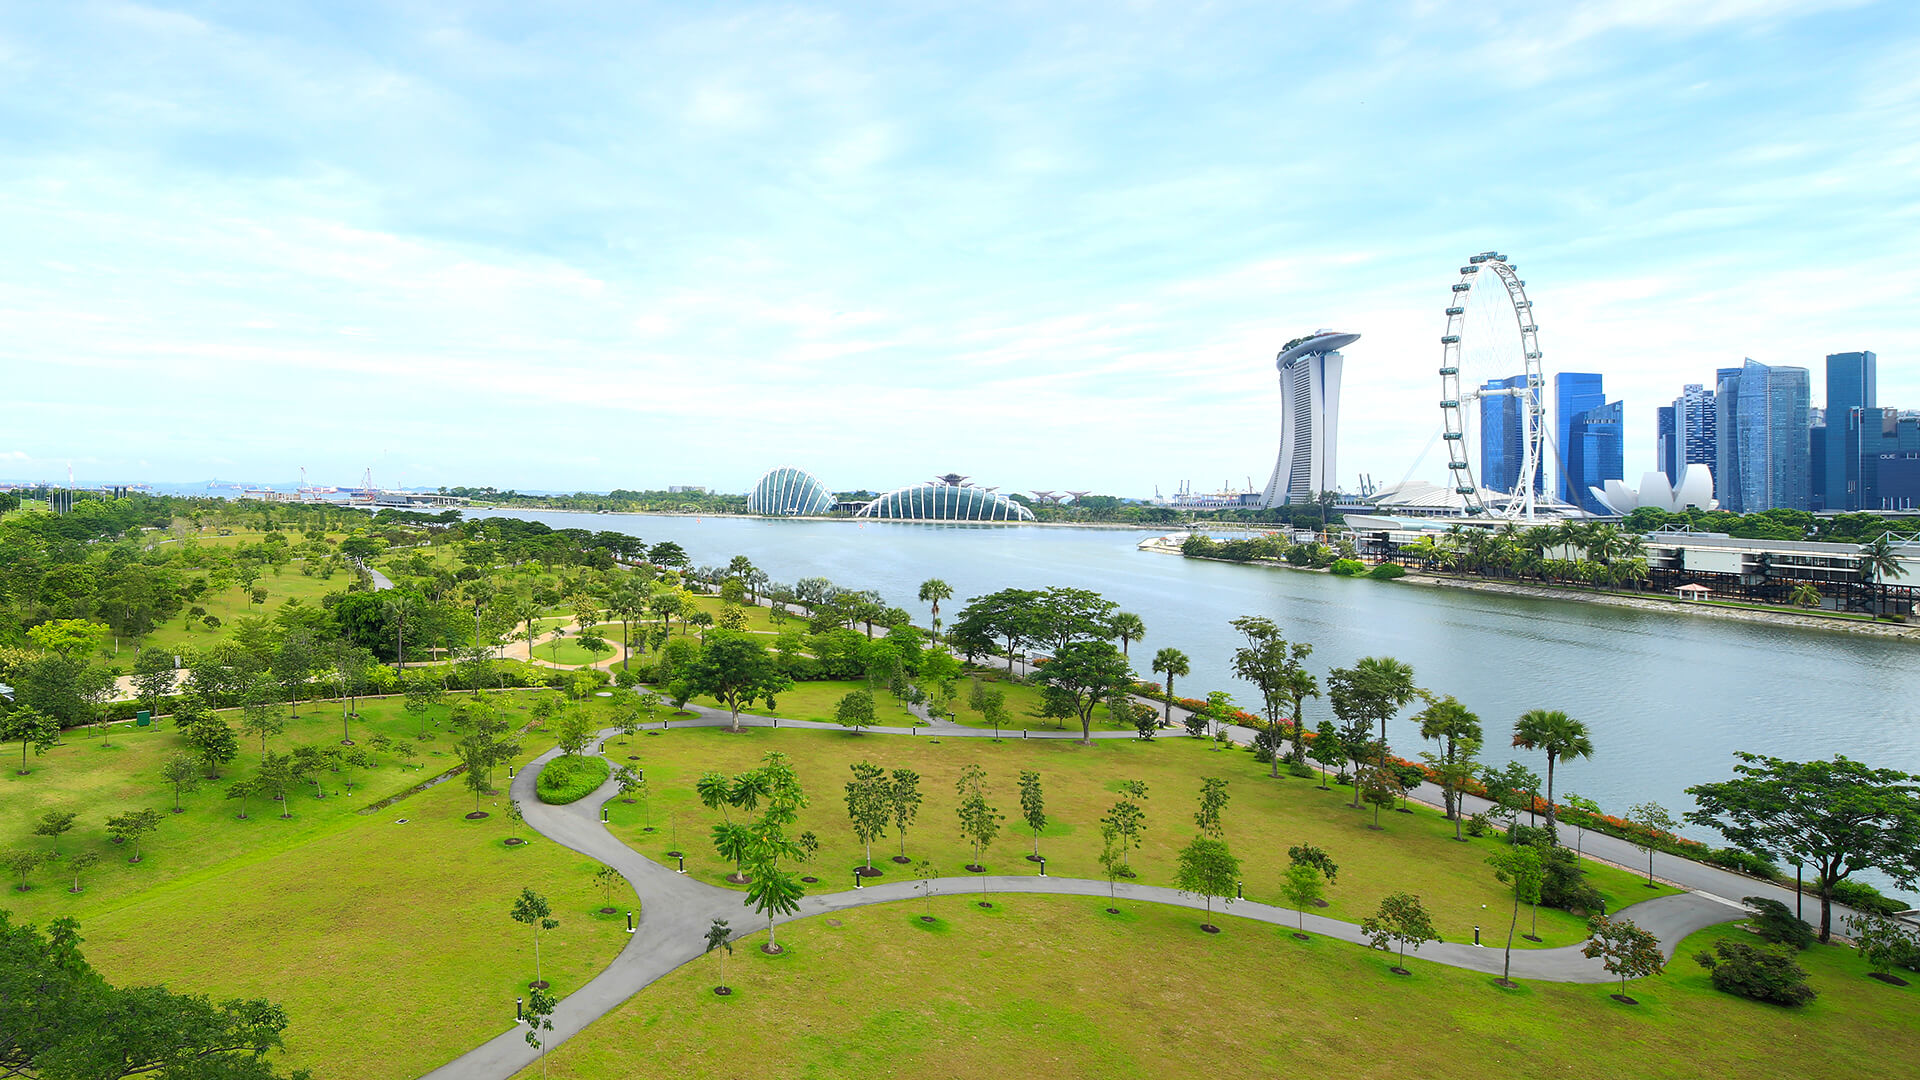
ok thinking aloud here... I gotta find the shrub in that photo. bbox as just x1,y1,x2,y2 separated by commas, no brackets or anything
1705,847,1781,879
1464,812,1490,838
1508,824,1555,849
1743,896,1814,950
1328,559,1366,577
1536,844,1603,914
1367,562,1407,580
1694,940,1816,1006
1829,880,1908,916
1286,761,1317,780
536,755,611,805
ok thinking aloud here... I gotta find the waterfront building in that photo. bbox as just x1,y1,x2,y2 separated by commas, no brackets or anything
746,466,835,516
1820,350,1877,511
1553,373,1605,505
854,476,1034,522
1655,405,1677,481
1259,330,1357,508
1716,359,1812,513
1564,399,1623,515
1481,374,1539,496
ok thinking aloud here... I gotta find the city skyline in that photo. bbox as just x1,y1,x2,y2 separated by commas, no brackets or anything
3,2,1917,497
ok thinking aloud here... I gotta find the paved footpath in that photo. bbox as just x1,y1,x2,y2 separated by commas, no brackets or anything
419,709,1767,1080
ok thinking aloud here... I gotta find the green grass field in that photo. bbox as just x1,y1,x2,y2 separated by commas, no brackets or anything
602,726,1670,949
509,897,1920,1080
1,692,625,1080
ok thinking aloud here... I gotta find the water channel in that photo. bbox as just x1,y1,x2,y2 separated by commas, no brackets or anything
470,509,1920,869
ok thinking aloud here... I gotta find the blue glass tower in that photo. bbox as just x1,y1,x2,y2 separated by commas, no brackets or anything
1567,400,1624,514
1821,350,1877,511
1479,374,1532,496
1554,373,1605,504
1717,359,1812,512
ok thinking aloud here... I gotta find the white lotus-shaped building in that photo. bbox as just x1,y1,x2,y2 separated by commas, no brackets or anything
1588,464,1717,515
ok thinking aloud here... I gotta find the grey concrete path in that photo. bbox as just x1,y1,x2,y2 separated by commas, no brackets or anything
419,718,1753,1080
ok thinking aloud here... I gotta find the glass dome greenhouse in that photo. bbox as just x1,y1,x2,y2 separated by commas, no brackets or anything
747,467,835,516
853,481,1034,522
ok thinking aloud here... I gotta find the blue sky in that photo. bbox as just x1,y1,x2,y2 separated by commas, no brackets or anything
3,0,1915,497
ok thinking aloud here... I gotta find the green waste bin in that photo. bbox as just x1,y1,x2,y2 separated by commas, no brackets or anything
136,710,151,727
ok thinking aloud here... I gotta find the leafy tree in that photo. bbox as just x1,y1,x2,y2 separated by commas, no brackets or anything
1849,912,1920,979
1101,779,1149,877
4,849,48,892
1327,656,1417,805
705,917,734,993
1194,776,1230,838
1036,639,1133,744
1229,616,1314,776
1306,721,1343,788
954,763,1003,878
682,631,791,732
161,753,200,812
844,760,891,873
523,984,556,1074
1150,646,1188,726
1624,800,1678,887
33,809,76,858
511,887,561,989
1018,770,1047,861
0,705,58,776
889,768,922,861
181,718,240,780
835,688,877,734
1694,940,1817,1005
1359,765,1401,829
65,848,100,893
0,910,309,1077
1487,843,1545,985
1511,709,1594,836
1361,892,1441,972
743,857,804,953
1687,753,1920,942
1415,694,1481,823
105,808,163,864
130,647,179,720
553,709,596,756
402,673,445,740
976,685,1009,736
239,683,284,756
1174,835,1241,931
1288,844,1339,888
1582,915,1667,1000
341,748,374,794
1482,760,1542,830
1280,861,1326,936
25,617,105,660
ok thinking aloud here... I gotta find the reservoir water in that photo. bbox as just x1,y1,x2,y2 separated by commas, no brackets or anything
471,509,1920,861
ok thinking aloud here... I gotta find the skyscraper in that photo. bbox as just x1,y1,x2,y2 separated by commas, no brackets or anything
1480,374,1535,496
1554,372,1605,504
1821,350,1877,511
1567,400,1624,515
1675,383,1717,482
1716,359,1812,513
1259,330,1357,508
1655,405,1677,481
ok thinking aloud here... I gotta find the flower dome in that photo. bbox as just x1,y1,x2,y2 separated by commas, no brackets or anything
854,480,1034,522
747,467,835,516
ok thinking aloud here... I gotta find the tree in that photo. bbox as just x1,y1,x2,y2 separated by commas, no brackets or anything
181,718,240,780
511,887,560,989
1097,822,1127,903
743,858,804,953
1035,638,1134,743
1194,776,1230,838
1687,753,1920,942
1511,709,1594,836
1018,770,1047,861
1101,780,1149,877
1150,647,1188,726
1487,843,1545,985
835,688,877,734
0,706,58,776
554,709,596,756
845,760,891,874
1415,694,1482,824
681,631,791,732
26,618,105,660
1694,940,1817,1005
105,808,163,864
382,591,418,674
131,647,178,719
1174,835,1240,931
1109,611,1145,658
890,768,922,862
341,747,374,794
1582,915,1666,1001
1307,721,1343,788
1361,892,1441,973
0,910,308,1078
954,763,1003,878
1229,616,1315,777
331,642,374,741
918,578,953,640
704,917,734,994
4,849,48,892
1849,912,1920,981
66,848,100,892
239,684,285,756
272,629,319,719
33,809,76,858
161,753,200,812
1327,656,1417,805
1280,862,1326,936
1482,760,1542,831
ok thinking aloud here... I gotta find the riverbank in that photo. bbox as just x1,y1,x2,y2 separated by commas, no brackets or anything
468,505,1173,531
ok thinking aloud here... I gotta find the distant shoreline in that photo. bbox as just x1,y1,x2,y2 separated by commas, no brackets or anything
465,505,1168,532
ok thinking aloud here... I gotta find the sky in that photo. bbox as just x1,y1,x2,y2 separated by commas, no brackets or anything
2,0,1917,498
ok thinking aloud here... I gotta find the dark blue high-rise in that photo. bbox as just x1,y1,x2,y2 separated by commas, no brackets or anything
1479,374,1534,496
1555,373,1605,504
1821,350,1877,511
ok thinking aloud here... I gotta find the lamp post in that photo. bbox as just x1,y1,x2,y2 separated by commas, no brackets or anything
676,855,685,874
626,911,634,934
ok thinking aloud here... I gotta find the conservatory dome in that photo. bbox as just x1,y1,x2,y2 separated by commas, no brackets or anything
854,478,1034,522
747,467,835,516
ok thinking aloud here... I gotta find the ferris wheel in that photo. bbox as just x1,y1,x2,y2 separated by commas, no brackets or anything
1438,252,1547,519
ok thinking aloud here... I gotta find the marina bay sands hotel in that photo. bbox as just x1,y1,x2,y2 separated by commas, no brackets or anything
1259,330,1358,508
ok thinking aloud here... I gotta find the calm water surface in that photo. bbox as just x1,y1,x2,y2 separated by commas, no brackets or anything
472,510,1920,856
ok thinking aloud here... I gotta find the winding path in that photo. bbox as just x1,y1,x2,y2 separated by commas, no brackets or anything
419,710,1759,1080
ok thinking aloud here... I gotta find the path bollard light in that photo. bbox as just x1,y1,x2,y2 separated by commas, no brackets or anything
1039,857,1046,877
1022,728,1028,739
601,807,610,824
508,766,516,780
854,869,862,889
677,855,685,874
1474,926,1481,947
517,996,523,1022
626,911,634,934
1236,880,1243,899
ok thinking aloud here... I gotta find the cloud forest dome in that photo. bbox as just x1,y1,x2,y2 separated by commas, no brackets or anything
747,466,835,516
854,479,1035,521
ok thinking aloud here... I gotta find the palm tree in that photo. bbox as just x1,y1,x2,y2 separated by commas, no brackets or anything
1151,647,1189,725
1788,582,1823,609
917,579,953,640
382,593,416,675
609,581,647,668
1859,535,1908,614
1510,709,1593,836
1109,612,1146,658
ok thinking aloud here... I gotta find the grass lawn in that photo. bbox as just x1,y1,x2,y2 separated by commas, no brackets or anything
702,679,925,728
1,692,624,1080
130,562,346,656
511,897,1920,1080
602,726,1671,949
538,635,614,666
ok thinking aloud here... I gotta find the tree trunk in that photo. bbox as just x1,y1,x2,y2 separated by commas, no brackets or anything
1504,896,1520,982
1544,756,1558,835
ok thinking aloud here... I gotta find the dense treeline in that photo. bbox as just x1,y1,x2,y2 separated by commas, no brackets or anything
443,486,748,514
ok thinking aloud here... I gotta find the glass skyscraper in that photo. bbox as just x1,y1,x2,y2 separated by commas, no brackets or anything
1656,405,1678,480
1554,372,1605,505
1566,400,1623,514
1479,374,1536,496
1821,350,1877,511
1716,359,1812,512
